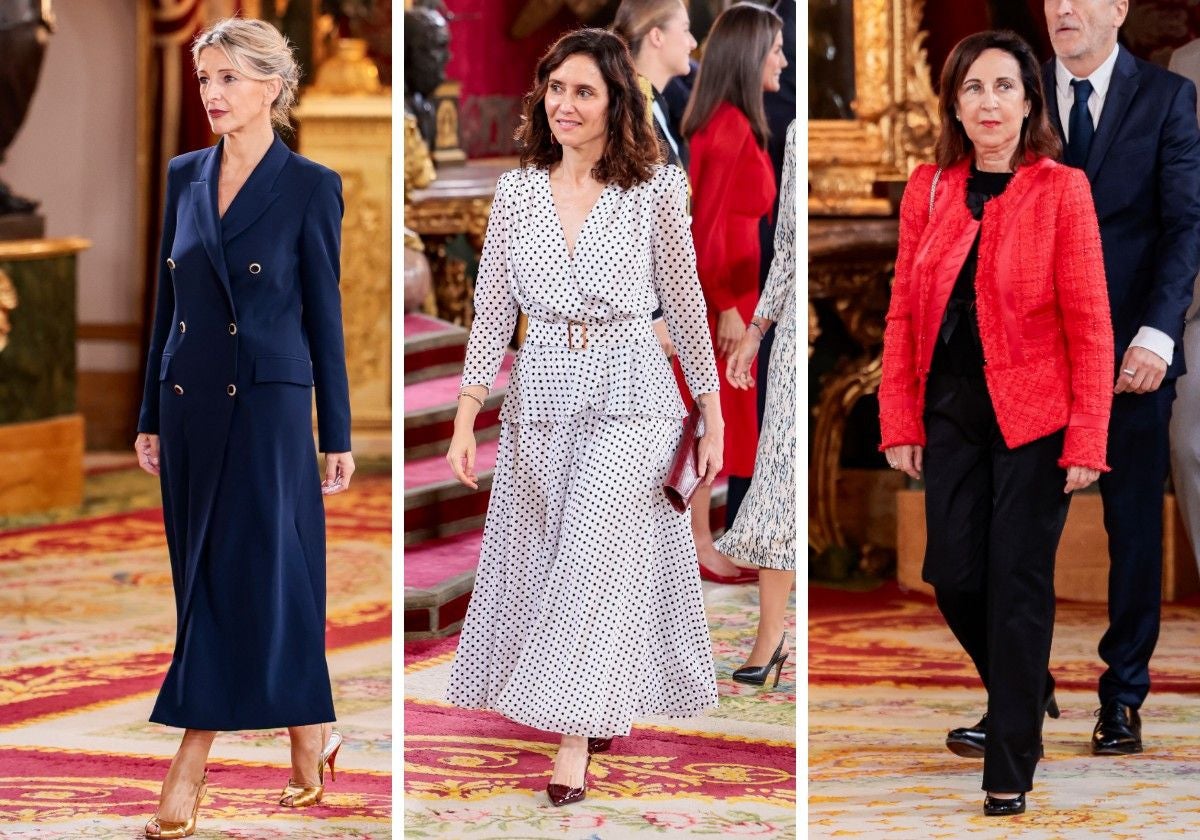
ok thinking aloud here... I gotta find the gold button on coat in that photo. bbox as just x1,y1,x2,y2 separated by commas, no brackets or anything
227,384,237,396
248,262,262,275
166,258,175,269
179,321,186,333
173,384,184,395
228,323,237,335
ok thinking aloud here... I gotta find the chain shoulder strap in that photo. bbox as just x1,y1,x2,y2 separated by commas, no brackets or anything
928,167,943,221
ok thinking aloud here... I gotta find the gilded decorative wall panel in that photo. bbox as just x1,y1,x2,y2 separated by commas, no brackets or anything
295,94,392,437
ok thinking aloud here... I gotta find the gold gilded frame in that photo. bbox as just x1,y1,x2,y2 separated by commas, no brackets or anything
808,0,938,216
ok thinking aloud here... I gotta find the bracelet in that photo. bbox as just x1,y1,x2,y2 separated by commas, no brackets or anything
748,320,767,337
458,389,485,408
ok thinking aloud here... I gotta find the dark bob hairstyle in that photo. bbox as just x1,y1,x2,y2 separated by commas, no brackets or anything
516,28,663,189
935,30,1062,169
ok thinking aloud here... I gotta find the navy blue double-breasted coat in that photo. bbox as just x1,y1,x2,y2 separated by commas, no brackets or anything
137,135,351,730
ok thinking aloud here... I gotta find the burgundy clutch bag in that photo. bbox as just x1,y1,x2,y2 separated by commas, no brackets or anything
664,405,703,513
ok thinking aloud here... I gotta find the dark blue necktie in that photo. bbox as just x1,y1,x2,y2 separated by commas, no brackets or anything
1067,78,1094,169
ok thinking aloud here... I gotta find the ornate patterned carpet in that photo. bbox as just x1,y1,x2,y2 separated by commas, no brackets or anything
810,582,1200,838
0,457,392,838
403,583,797,839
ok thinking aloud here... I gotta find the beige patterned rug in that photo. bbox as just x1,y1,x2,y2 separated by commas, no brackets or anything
810,583,1200,838
0,457,392,838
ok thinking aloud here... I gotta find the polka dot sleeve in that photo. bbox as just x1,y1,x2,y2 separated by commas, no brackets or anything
653,165,721,398
461,171,519,391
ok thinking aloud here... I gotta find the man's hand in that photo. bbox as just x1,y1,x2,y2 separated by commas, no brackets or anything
1114,346,1168,394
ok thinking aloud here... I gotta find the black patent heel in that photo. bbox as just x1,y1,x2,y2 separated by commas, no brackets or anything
732,635,788,687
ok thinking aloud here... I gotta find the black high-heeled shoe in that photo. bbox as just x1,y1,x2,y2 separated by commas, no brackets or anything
547,753,591,807
983,792,1026,816
732,635,788,687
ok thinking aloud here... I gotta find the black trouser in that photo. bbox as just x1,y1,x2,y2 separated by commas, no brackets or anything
922,373,1071,792
1097,381,1177,708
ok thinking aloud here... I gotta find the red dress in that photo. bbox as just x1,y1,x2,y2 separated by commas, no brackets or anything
687,102,777,476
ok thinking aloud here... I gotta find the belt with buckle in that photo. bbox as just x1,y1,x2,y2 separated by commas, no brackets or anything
524,317,652,349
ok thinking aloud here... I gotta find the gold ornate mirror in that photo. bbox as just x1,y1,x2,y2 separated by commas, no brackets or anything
808,0,939,216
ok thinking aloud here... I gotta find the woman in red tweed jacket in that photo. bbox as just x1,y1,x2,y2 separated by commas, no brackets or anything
878,31,1113,817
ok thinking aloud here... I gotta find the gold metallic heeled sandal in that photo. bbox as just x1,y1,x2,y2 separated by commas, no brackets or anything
279,729,343,807
144,772,207,839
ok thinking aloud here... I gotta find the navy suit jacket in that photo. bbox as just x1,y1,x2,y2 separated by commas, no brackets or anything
1043,46,1200,378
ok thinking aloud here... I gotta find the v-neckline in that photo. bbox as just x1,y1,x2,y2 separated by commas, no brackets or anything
545,168,607,261
216,141,272,220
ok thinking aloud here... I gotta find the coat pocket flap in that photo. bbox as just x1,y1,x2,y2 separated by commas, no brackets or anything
158,353,173,381
1022,307,1059,339
254,355,314,385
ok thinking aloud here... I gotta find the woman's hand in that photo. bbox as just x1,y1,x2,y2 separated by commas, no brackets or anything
695,393,724,485
716,307,745,359
1064,465,1100,494
135,433,160,476
884,444,922,480
696,425,724,485
322,452,355,495
446,426,479,489
652,318,676,358
726,320,769,389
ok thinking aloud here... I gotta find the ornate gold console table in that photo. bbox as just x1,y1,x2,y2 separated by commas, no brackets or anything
406,157,518,328
808,219,898,564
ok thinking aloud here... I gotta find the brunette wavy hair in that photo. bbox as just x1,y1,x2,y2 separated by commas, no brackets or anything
935,30,1062,169
516,28,663,188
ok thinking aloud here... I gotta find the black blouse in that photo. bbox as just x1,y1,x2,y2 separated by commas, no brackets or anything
930,165,1013,378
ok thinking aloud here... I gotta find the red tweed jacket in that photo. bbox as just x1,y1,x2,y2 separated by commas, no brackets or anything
878,156,1114,471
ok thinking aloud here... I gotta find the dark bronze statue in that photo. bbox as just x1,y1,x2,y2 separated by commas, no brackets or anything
404,3,450,153
0,0,55,218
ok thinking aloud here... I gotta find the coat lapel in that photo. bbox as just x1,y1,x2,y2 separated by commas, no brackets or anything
1086,46,1139,180
1042,60,1068,147
191,143,234,311
221,134,288,243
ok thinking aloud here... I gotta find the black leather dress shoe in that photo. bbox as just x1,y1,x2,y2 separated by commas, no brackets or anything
945,691,1060,758
946,714,987,758
1092,700,1142,755
983,792,1026,816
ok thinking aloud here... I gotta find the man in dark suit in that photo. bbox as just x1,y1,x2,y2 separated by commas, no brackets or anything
1043,0,1200,754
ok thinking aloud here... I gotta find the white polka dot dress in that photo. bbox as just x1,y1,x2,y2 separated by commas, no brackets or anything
445,164,722,738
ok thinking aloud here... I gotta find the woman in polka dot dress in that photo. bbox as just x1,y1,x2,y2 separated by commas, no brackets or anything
444,28,725,807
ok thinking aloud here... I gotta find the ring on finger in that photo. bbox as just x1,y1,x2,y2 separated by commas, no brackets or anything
1122,368,1136,377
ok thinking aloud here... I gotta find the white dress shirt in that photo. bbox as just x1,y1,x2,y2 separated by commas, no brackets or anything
1055,44,1174,365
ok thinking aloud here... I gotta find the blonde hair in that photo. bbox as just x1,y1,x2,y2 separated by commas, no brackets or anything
192,17,301,133
612,0,685,58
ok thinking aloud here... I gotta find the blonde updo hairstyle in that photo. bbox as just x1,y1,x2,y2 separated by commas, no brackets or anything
192,17,301,133
612,0,686,58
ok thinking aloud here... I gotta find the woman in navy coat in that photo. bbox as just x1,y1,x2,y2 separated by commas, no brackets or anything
133,18,353,838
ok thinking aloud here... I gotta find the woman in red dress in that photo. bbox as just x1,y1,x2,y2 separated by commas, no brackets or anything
682,2,786,582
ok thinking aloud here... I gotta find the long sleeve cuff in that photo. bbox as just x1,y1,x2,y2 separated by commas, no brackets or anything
1129,326,1174,365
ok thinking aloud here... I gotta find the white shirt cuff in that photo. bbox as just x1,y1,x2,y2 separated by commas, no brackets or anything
1130,326,1174,366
